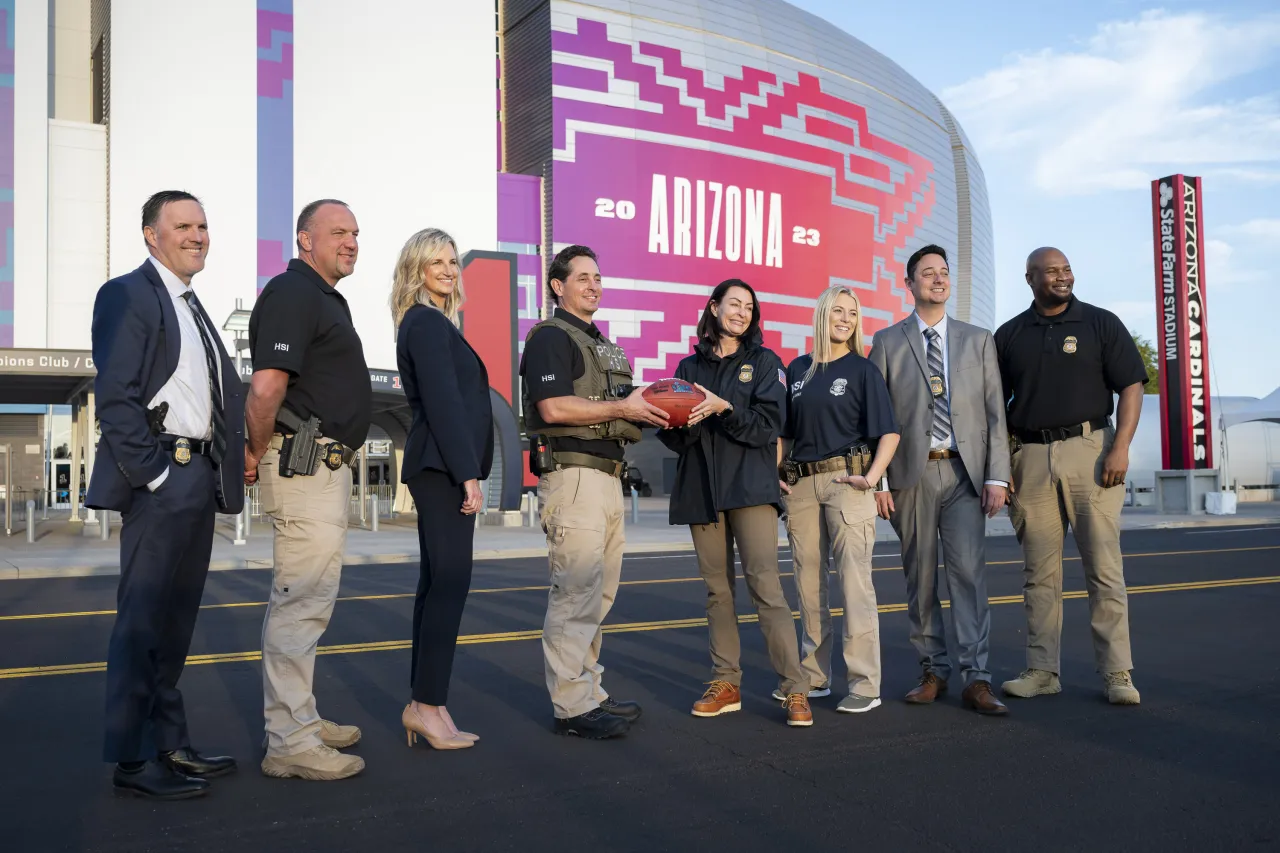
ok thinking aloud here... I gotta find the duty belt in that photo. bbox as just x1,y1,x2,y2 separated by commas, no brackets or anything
269,433,358,467
159,434,212,463
551,451,625,479
1015,418,1110,445
791,445,871,479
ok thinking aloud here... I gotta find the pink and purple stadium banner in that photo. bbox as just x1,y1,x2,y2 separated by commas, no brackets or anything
550,17,933,381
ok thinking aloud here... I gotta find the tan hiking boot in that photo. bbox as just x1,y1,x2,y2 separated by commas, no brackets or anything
1001,669,1062,698
691,680,742,717
1103,671,1141,705
261,745,365,781
784,693,813,727
319,719,361,749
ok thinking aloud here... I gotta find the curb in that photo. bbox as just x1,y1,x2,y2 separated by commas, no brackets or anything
3,517,1277,580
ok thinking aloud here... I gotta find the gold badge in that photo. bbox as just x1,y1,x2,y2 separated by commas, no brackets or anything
929,375,945,397
173,437,192,466
1063,335,1078,354
324,443,345,471
738,364,754,383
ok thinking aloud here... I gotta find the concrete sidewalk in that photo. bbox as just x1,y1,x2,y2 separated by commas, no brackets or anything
0,498,1276,579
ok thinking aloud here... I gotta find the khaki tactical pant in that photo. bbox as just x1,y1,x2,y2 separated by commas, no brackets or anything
539,467,625,720
690,505,809,695
1009,424,1133,675
782,476,881,697
258,440,352,757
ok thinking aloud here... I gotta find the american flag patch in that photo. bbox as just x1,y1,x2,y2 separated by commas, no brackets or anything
778,368,786,385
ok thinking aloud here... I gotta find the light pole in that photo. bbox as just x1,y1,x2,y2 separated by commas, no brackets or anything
222,300,254,545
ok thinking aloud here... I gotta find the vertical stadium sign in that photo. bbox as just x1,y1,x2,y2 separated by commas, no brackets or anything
1151,174,1213,470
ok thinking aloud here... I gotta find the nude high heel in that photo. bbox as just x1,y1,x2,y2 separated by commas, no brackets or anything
439,707,479,742
401,704,472,750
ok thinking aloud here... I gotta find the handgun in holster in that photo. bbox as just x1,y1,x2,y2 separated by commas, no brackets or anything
146,402,169,437
275,405,323,478
530,434,554,476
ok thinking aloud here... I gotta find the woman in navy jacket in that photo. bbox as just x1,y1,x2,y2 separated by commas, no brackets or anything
391,228,493,751
657,279,813,727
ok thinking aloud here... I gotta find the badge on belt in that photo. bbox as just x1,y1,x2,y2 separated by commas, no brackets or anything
173,437,192,466
324,442,346,471
929,375,946,398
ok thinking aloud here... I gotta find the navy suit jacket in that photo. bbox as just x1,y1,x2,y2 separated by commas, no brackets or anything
86,260,246,515
396,304,493,485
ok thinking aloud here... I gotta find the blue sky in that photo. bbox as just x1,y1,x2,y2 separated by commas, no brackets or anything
792,0,1280,398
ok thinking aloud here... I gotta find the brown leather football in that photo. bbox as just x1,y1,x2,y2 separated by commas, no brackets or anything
642,378,706,428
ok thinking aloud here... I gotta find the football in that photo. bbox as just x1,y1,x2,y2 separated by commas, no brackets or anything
642,378,706,428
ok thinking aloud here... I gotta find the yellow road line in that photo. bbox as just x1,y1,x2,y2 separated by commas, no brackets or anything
3,544,1278,623
1,574,1275,681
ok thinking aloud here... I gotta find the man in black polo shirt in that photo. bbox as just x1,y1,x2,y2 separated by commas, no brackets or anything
994,246,1146,706
246,199,372,780
519,244,668,739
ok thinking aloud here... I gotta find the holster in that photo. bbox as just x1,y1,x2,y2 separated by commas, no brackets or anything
276,405,323,478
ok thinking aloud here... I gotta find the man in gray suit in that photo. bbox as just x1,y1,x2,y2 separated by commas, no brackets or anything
868,245,1011,716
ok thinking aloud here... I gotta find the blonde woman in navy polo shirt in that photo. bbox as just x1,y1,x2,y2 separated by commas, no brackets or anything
778,285,900,714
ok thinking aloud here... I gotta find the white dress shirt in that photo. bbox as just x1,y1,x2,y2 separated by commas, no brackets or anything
915,311,1006,489
916,312,957,452
145,257,222,490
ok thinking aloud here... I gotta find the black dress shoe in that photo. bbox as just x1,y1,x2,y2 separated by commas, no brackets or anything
553,707,630,739
113,761,209,800
160,748,238,779
599,697,643,722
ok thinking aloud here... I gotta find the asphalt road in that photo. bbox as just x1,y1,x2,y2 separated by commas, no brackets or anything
0,525,1277,853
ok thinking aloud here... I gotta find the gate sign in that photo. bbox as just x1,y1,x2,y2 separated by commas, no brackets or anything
1151,174,1213,470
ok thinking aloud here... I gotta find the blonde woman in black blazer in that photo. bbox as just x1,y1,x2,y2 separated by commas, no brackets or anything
391,228,493,751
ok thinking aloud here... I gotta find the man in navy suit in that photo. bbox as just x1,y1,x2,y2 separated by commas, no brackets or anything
88,190,246,800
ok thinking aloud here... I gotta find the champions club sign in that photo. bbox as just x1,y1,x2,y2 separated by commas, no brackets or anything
1151,175,1213,470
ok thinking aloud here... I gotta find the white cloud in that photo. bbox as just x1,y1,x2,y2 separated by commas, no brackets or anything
941,10,1280,196
1217,218,1280,241
1203,218,1276,288
1103,299,1158,337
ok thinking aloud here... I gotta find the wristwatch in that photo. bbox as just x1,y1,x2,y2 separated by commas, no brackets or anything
720,402,734,416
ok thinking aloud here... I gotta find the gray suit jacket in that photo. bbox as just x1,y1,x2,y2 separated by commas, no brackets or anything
868,314,1011,494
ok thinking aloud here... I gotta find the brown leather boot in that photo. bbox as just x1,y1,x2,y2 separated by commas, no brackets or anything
784,694,813,727
692,681,742,717
961,680,1009,716
904,670,948,704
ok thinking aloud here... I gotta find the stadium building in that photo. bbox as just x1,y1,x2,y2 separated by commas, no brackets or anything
0,0,1270,515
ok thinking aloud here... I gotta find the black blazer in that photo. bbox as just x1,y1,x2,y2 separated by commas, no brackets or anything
86,260,246,515
657,334,787,526
397,304,494,485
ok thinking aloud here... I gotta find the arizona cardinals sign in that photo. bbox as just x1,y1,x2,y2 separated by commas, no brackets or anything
1152,175,1213,470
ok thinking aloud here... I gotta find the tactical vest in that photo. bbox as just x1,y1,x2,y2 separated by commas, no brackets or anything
522,318,643,445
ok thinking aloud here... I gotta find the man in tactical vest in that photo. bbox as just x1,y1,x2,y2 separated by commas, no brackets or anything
520,244,670,739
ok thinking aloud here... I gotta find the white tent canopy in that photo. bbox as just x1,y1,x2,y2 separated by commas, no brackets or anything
1222,387,1280,429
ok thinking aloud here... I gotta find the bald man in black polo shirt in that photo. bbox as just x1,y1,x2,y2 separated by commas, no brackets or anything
246,199,372,781
994,247,1146,706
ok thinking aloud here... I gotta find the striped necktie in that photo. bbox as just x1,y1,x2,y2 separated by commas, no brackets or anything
180,291,227,465
924,327,951,443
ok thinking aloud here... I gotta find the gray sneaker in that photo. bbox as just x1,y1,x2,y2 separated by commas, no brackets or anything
837,694,882,714
1103,671,1141,705
1001,669,1062,698
772,686,831,701
261,745,365,781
